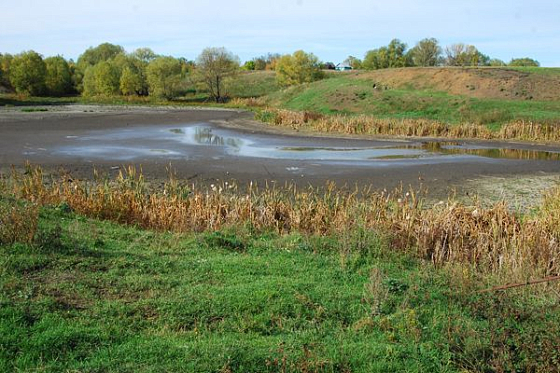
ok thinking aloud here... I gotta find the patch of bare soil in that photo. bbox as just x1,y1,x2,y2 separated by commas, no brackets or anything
459,173,560,210
353,67,560,101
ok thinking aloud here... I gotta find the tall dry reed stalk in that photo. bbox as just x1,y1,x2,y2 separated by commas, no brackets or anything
253,108,560,142
6,165,560,279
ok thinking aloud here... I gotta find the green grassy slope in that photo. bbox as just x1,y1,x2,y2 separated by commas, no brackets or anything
228,70,280,98
265,68,560,126
2,200,560,372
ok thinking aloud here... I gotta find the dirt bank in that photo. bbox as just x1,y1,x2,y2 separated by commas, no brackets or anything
353,67,560,101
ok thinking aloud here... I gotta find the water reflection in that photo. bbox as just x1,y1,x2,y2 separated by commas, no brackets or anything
422,142,560,161
171,127,244,148
164,126,560,162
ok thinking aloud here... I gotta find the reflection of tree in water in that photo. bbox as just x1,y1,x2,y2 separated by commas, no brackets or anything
422,142,560,161
193,128,243,148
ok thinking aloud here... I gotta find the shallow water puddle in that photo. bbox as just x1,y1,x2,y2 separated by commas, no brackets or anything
54,124,560,163
174,126,560,162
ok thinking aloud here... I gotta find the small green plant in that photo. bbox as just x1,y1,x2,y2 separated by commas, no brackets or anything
203,231,248,252
20,107,48,112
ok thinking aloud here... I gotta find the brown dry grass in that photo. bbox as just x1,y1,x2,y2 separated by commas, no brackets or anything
251,107,560,142
6,165,560,280
0,199,38,245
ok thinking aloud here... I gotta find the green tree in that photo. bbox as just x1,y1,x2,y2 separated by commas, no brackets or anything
275,50,324,87
387,39,410,67
363,48,385,70
128,54,151,95
178,57,195,75
477,52,491,66
110,53,146,95
0,54,12,90
131,48,158,64
146,56,182,99
77,43,125,69
195,47,240,102
409,38,441,67
44,56,73,96
243,60,256,71
444,44,486,66
489,58,506,66
9,51,46,96
251,53,281,71
0,54,4,89
120,66,143,95
76,43,124,92
253,57,267,71
363,39,410,70
344,56,362,69
509,58,540,67
82,60,120,96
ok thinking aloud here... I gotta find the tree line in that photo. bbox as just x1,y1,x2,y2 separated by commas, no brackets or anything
0,44,239,102
240,39,540,71
0,40,541,101
0,44,193,99
342,38,540,70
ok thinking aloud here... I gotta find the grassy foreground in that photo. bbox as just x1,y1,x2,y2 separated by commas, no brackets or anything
3,199,560,372
2,168,560,372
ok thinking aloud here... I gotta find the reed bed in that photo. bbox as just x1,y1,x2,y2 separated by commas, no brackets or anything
5,165,560,279
252,107,560,142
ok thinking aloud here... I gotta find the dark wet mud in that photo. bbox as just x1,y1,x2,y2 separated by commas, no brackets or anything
1,106,559,200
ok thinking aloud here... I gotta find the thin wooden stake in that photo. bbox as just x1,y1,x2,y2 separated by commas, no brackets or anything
478,275,560,293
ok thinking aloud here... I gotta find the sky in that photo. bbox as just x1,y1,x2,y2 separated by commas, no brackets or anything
1,0,559,66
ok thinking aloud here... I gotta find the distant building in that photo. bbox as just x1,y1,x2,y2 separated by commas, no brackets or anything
335,62,352,71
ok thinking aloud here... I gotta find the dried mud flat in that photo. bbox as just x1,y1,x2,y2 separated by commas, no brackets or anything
1,105,559,207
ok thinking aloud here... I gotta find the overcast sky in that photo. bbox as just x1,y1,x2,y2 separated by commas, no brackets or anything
1,0,559,66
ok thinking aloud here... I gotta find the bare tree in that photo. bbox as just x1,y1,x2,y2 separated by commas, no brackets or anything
195,47,240,102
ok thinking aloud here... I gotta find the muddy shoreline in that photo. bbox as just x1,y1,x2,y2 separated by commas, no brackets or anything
1,105,559,204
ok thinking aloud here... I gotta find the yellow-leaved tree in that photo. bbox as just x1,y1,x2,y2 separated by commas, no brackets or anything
275,50,324,87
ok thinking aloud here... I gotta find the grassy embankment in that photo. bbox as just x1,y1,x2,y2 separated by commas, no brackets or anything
239,67,560,142
265,68,560,125
1,166,560,371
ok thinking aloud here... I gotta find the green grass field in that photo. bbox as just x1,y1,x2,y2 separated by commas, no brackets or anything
2,194,560,372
